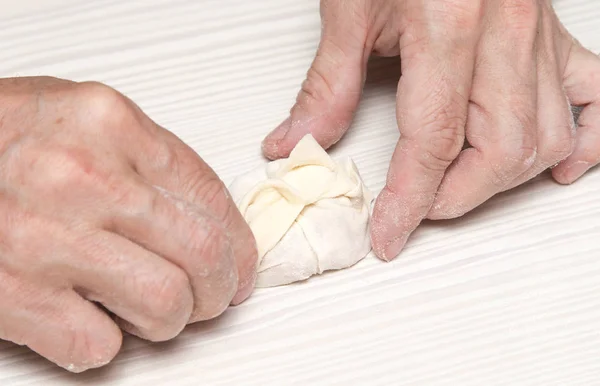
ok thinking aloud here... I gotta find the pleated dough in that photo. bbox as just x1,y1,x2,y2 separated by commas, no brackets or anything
229,135,373,287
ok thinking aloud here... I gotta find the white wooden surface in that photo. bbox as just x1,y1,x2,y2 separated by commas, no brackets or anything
1,0,599,384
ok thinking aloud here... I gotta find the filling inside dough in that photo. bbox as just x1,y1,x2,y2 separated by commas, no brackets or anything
229,135,373,287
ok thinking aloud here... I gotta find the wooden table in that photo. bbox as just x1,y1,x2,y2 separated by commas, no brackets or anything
1,0,599,384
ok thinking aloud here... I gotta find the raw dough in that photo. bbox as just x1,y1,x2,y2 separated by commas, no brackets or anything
229,135,373,287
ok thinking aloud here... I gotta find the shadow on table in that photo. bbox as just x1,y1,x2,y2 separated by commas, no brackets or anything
326,55,401,151
365,55,401,86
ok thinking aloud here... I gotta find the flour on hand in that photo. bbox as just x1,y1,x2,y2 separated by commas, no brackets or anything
229,135,373,287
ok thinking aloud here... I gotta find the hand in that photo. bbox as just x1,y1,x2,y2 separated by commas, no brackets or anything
0,77,257,372
262,0,600,261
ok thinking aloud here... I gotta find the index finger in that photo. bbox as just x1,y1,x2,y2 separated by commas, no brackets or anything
145,132,258,306
117,100,258,306
371,14,479,261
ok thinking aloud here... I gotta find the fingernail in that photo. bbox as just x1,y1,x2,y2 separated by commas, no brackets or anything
563,161,591,184
231,269,257,306
262,117,292,158
266,116,292,142
382,236,407,262
263,114,316,159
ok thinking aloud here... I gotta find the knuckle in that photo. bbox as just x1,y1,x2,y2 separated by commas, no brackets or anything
297,62,336,109
497,141,537,177
487,128,538,186
74,81,131,127
541,124,574,164
151,140,180,173
150,143,233,221
193,283,234,321
407,88,467,170
483,146,536,189
497,108,538,171
411,79,467,135
412,99,465,169
421,127,465,168
188,174,228,211
501,138,537,171
192,285,235,322
183,172,234,225
188,222,237,321
144,269,192,331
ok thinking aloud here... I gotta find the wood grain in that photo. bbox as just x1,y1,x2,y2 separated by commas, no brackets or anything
1,0,599,384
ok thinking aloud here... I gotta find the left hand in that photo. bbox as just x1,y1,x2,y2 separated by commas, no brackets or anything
0,77,258,372
261,0,600,261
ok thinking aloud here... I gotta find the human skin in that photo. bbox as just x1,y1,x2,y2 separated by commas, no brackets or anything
2,0,600,374
0,77,258,372
262,0,600,261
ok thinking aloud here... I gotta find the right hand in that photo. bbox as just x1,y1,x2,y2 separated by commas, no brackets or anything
0,77,258,372
262,0,600,261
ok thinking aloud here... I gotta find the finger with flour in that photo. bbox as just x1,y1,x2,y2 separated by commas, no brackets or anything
371,5,479,260
262,0,369,159
117,100,257,307
103,176,238,323
427,0,539,219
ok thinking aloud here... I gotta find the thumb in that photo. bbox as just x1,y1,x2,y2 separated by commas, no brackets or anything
262,2,368,159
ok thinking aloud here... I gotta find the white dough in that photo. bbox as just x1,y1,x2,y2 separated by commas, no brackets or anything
229,135,373,287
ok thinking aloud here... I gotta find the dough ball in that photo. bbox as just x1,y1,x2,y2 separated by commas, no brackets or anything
229,135,373,287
